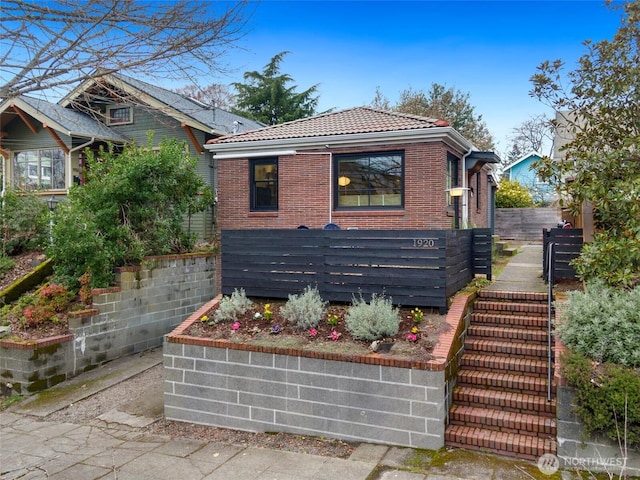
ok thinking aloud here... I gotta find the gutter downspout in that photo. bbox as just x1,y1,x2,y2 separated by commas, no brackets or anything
461,147,473,229
68,137,95,190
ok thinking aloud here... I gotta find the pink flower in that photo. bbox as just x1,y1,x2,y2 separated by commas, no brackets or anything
309,328,318,337
406,333,417,342
329,330,341,341
231,321,241,330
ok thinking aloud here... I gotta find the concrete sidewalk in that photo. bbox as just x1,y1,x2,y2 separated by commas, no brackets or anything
1,245,569,480
486,244,547,293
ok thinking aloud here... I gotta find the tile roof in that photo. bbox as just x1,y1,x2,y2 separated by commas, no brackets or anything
17,96,128,142
207,107,450,144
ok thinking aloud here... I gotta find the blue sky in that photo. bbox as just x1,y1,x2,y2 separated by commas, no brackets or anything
217,0,623,155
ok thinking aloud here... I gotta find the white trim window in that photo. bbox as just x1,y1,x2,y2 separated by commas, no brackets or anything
106,105,133,125
13,148,65,190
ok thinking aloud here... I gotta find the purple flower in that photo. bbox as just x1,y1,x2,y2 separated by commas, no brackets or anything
270,325,282,334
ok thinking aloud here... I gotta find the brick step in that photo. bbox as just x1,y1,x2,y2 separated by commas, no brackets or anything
477,290,549,304
468,325,548,343
461,353,549,376
453,386,556,417
458,370,555,395
464,338,549,359
449,405,557,436
470,312,549,329
473,300,549,317
445,425,557,461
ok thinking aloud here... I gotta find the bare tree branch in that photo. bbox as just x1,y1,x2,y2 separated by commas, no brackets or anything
508,114,554,157
0,0,251,99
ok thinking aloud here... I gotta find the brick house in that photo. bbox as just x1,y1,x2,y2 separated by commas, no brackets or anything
205,107,500,231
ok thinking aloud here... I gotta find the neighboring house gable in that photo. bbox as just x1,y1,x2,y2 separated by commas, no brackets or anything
1,72,262,239
0,95,127,192
205,107,499,231
502,151,555,204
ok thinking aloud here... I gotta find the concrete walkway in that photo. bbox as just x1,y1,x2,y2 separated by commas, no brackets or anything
486,244,548,293
1,246,572,480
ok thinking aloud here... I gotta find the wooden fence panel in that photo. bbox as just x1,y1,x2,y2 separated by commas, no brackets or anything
221,229,492,312
543,228,583,281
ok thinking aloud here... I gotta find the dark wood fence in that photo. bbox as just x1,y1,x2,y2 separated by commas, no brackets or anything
221,229,492,313
543,228,583,282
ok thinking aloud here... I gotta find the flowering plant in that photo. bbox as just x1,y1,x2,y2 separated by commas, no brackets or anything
248,325,261,335
270,324,282,335
309,328,318,337
200,315,209,322
329,330,341,341
406,333,417,342
264,304,272,321
411,326,419,334
326,313,339,326
253,312,262,320
231,321,241,331
411,308,424,324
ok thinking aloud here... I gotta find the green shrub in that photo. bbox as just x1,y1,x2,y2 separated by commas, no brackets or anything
555,280,640,367
495,179,534,208
0,255,15,278
213,288,253,323
561,349,640,448
0,188,49,255
280,285,327,330
574,232,640,289
345,293,400,341
48,136,213,288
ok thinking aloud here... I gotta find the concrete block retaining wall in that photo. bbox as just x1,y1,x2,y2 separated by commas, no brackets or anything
163,293,475,450
557,385,640,477
0,253,215,394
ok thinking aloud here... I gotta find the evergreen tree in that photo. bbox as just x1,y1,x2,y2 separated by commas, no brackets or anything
232,51,320,125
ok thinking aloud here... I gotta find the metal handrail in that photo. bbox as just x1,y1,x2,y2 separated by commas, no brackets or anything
546,242,555,402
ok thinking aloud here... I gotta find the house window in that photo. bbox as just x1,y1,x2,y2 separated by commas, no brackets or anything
250,158,278,211
446,153,459,206
335,151,403,208
13,148,65,190
106,105,133,125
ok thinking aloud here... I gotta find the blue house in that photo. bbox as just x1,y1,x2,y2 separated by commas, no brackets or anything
502,151,555,205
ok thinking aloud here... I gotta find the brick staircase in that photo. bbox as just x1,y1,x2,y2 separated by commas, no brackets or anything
445,290,557,460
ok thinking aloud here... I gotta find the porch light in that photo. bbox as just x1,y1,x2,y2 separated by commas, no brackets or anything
47,195,59,211
447,187,467,197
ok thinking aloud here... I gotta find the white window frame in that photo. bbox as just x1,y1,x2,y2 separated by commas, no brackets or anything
106,105,133,125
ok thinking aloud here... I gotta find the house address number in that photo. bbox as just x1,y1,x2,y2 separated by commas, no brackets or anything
413,238,437,248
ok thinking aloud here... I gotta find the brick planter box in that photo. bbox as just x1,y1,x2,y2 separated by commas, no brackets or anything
164,293,474,450
1,254,215,395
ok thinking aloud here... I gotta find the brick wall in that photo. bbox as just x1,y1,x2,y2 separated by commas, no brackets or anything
217,142,489,231
163,292,474,450
0,254,216,395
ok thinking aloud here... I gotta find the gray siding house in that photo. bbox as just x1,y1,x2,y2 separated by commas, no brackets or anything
0,72,263,239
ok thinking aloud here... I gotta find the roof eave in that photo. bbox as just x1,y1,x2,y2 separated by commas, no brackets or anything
204,127,472,157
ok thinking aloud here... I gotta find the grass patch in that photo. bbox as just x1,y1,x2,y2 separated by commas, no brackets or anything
0,393,23,410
